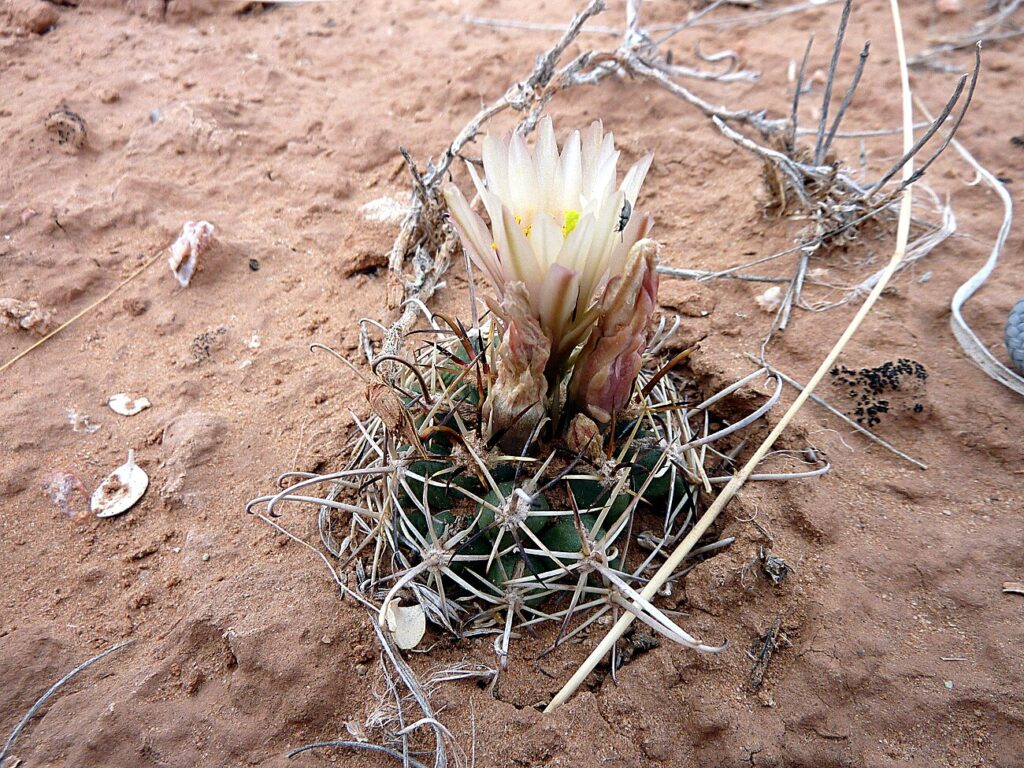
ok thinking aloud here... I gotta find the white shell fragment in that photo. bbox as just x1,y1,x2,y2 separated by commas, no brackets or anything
107,393,151,416
168,220,215,288
384,601,426,650
91,450,149,518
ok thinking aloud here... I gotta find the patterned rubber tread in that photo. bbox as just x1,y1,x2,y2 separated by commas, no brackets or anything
1006,298,1024,373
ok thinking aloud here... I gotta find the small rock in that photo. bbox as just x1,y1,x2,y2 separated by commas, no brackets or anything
7,0,59,34
340,222,392,277
159,411,228,497
0,298,51,334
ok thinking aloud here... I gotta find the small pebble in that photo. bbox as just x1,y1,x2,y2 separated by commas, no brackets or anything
13,0,58,35
248,258,260,271
201,553,210,562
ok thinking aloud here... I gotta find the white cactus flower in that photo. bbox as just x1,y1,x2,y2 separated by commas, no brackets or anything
444,117,653,368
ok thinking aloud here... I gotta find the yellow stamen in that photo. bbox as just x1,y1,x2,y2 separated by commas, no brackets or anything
562,209,581,237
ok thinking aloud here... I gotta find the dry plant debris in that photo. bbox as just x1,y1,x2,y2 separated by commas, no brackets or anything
107,393,152,416
697,0,979,343
44,103,87,150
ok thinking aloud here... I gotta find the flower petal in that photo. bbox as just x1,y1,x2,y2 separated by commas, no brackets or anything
580,121,605,188
607,210,653,279
508,131,539,217
537,263,580,354
559,128,583,211
444,183,503,288
500,205,543,304
568,238,660,422
529,211,563,268
534,117,560,213
467,163,503,224
485,281,551,452
483,133,511,203
579,191,624,306
620,152,653,207
556,210,595,276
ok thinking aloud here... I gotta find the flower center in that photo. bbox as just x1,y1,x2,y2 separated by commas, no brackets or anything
562,209,581,237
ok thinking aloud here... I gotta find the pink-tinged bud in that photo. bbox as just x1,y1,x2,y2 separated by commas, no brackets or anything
565,413,604,464
485,282,551,450
567,239,659,423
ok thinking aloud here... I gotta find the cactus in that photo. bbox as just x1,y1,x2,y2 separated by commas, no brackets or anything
245,313,832,666
247,120,826,666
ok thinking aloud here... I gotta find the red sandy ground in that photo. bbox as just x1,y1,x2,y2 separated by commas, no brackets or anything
1,1,1022,766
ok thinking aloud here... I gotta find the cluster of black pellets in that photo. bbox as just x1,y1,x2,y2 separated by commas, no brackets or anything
830,358,927,428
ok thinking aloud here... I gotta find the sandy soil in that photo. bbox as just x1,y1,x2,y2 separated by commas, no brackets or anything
1,0,1022,766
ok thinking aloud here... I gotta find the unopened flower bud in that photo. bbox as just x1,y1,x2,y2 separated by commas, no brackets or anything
567,239,659,423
